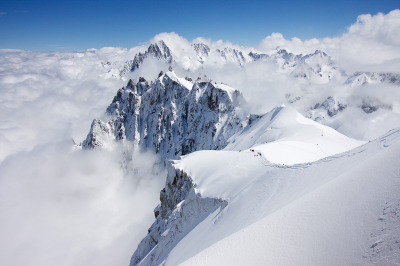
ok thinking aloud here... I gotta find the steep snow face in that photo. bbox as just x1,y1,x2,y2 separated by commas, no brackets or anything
144,128,400,266
224,106,365,165
82,70,247,162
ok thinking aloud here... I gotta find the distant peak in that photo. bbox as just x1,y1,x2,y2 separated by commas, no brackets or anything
276,47,288,54
314,50,327,56
192,43,210,52
127,79,136,87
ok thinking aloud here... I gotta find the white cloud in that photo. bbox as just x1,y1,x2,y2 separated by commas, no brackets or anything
257,10,400,73
0,50,128,160
0,141,164,266
0,49,167,266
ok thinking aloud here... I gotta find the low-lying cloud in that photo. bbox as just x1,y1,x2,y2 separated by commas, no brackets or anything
0,141,164,266
0,49,165,266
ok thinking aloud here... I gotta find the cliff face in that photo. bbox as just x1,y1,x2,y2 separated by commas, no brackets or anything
129,164,225,266
82,69,247,163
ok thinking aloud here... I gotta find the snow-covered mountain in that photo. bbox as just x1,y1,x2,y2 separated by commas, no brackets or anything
216,47,248,66
102,40,173,79
83,68,247,164
80,69,400,265
192,43,210,63
141,127,400,266
83,69,399,162
128,105,400,266
2,18,400,266
101,39,343,83
78,38,400,266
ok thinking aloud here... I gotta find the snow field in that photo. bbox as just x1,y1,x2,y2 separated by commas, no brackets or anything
159,129,400,265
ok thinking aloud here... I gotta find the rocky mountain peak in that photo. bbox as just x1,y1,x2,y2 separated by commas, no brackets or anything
192,43,210,63
82,71,248,163
217,47,248,66
147,40,173,63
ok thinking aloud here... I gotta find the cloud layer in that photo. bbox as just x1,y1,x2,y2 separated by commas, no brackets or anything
0,142,164,266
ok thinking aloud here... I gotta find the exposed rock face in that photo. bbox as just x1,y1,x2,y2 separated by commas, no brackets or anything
82,119,116,149
317,96,347,117
192,43,210,63
82,71,247,162
116,40,173,78
306,95,393,123
129,164,225,266
248,51,269,61
217,47,248,66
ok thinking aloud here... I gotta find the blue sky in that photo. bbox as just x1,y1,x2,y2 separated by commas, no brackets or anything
0,0,398,51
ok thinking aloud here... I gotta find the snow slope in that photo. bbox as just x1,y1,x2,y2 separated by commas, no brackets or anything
224,106,365,165
159,128,400,266
130,106,391,266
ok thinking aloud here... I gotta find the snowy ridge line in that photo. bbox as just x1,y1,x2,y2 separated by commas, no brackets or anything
223,105,365,165
103,39,352,83
152,126,400,266
259,145,369,170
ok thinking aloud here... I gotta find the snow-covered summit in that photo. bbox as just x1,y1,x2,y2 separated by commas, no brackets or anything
224,105,365,165
102,40,174,79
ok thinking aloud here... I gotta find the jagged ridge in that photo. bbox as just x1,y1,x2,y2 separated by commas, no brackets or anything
82,69,247,163
130,165,225,266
